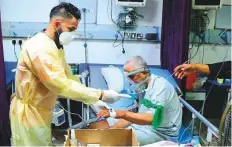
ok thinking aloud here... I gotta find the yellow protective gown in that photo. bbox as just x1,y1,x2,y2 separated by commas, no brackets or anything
10,33,101,146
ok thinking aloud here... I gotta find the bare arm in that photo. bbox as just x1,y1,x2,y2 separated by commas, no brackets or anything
110,119,131,129
194,64,210,75
98,110,153,125
174,63,210,79
119,111,153,125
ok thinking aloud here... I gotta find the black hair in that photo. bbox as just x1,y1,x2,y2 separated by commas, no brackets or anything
50,2,81,21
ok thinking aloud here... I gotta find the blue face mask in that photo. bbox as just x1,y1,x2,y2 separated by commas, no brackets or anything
124,67,150,100
134,76,149,92
125,77,149,101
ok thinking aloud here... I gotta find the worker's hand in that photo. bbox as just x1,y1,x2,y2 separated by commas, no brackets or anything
174,64,197,79
92,100,110,113
102,90,122,103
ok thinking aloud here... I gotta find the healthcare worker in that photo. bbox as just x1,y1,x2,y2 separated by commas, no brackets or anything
10,2,123,146
91,56,183,145
174,61,231,80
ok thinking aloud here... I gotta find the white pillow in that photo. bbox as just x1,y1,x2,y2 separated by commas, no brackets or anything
101,65,124,93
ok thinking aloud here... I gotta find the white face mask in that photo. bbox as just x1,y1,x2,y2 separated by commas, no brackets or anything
124,67,150,99
124,67,150,91
59,32,75,45
125,77,149,101
126,75,149,94
134,76,149,92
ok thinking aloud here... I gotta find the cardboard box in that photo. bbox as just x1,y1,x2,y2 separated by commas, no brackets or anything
64,129,139,146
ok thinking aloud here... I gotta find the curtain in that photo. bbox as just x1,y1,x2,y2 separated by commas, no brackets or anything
161,0,191,88
0,12,11,145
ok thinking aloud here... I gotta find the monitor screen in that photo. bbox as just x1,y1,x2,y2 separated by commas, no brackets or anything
118,0,144,2
195,0,221,5
116,0,146,7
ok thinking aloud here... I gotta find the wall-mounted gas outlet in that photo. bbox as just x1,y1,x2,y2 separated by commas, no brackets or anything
124,32,130,39
130,33,136,39
137,33,143,40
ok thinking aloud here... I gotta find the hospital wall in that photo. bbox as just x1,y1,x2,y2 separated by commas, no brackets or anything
1,0,231,66
189,3,231,65
1,0,162,65
189,44,231,64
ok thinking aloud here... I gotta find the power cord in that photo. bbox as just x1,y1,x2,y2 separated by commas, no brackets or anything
202,44,204,64
187,29,229,138
169,42,228,140
190,42,202,60
115,30,126,54
187,41,228,137
12,40,18,61
178,119,194,145
189,34,202,61
108,0,126,54
183,29,229,141
213,45,230,60
112,33,121,47
197,29,230,124
18,40,23,50
191,12,210,35
198,57,228,137
58,103,84,122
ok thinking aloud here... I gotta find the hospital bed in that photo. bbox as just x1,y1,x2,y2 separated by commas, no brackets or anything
71,63,221,145
4,61,223,145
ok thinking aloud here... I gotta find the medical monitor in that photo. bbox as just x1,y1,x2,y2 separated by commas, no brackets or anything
192,0,222,10
116,0,146,7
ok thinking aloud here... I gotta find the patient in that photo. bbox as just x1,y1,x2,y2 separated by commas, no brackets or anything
89,56,183,145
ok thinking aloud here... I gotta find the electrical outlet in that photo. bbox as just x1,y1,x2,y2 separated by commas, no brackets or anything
130,33,136,39
137,33,143,40
124,32,130,39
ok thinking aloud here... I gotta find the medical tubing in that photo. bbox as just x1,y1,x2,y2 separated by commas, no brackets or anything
178,119,194,144
179,98,219,136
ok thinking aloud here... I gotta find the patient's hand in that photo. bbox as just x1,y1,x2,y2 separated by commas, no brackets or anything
97,109,125,119
97,109,110,118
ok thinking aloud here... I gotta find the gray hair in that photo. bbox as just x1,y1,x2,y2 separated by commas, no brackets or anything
124,56,148,70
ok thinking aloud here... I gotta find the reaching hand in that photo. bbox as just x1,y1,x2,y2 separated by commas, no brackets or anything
174,64,197,79
102,90,122,103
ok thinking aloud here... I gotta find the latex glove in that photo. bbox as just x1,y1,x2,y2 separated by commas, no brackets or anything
92,100,110,112
102,90,122,103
